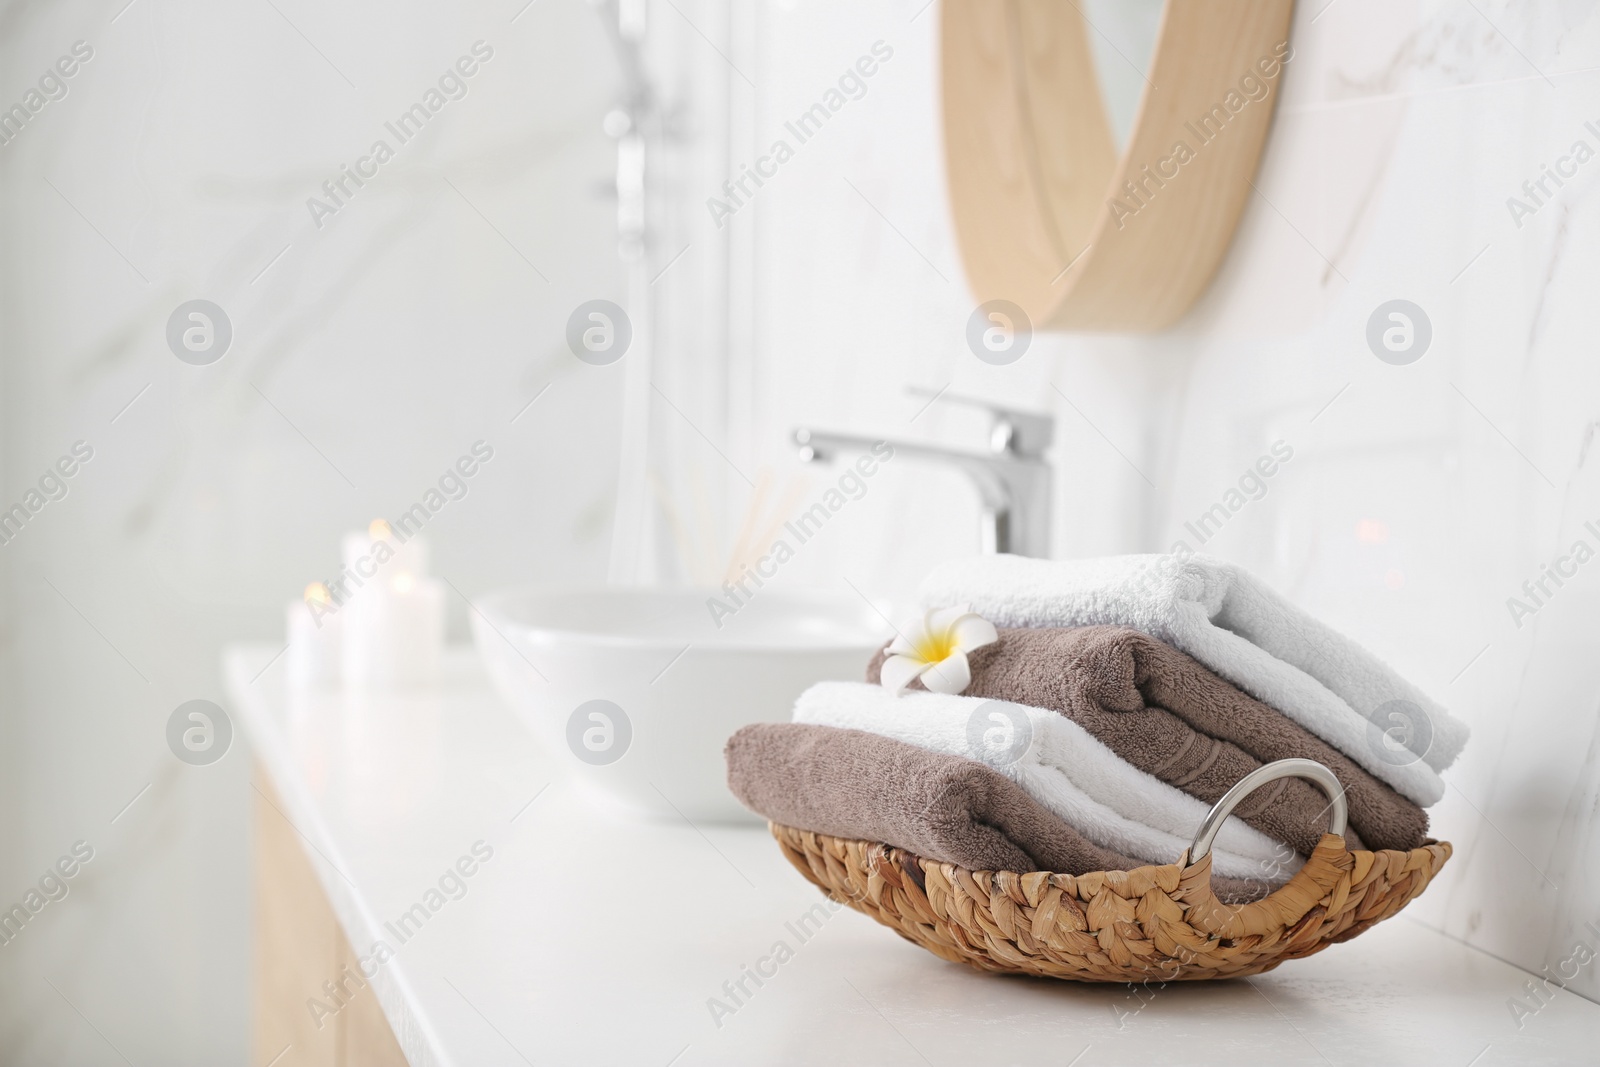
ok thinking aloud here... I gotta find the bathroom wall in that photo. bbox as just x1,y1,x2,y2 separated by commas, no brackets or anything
0,0,649,1061
708,0,1600,1005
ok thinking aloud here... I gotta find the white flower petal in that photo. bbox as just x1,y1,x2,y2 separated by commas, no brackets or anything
887,612,934,656
880,654,932,695
919,650,972,695
926,603,971,636
949,612,998,652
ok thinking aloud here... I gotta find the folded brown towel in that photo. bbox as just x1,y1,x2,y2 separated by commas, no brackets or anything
727,722,1276,902
868,626,1428,855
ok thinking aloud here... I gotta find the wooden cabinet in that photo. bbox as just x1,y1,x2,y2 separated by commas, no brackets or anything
253,767,408,1067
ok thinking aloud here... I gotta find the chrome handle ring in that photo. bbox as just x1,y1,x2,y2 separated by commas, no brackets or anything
1187,758,1347,866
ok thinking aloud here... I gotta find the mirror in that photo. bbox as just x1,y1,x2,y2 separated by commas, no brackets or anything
1081,0,1166,151
941,0,1295,332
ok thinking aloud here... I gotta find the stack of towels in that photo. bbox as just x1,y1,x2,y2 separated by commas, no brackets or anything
726,554,1468,902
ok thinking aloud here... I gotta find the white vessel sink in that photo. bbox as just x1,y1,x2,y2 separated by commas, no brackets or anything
470,587,889,822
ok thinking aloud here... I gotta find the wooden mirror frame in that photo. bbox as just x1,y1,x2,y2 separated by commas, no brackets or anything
942,0,1296,332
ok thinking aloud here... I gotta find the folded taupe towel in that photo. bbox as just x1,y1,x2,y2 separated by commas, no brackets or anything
726,722,1277,901
868,626,1429,855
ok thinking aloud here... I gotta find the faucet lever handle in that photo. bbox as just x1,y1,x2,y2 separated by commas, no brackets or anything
905,386,1054,457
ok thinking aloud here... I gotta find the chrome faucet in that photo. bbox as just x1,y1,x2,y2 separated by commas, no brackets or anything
792,390,1054,556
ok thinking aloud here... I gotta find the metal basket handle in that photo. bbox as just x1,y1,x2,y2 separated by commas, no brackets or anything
1188,758,1347,865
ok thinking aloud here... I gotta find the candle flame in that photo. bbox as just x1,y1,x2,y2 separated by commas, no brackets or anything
304,582,332,606
369,518,392,541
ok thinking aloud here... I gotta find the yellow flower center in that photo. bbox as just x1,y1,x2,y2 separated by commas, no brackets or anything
913,630,955,663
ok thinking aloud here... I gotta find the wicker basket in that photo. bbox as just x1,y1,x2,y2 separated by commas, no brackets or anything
769,759,1452,982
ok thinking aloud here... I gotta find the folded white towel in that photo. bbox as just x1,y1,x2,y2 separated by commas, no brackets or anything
918,553,1465,805
794,681,1301,883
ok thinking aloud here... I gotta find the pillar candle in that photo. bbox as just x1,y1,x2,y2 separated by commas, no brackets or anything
341,572,445,688
286,583,342,689
341,518,428,590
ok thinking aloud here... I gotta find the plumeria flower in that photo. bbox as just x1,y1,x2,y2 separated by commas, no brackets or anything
881,605,999,695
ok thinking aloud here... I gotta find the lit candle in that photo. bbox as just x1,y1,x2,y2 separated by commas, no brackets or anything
341,518,428,591
286,582,342,689
341,569,445,688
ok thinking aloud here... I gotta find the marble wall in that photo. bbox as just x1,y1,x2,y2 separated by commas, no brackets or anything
0,0,645,1061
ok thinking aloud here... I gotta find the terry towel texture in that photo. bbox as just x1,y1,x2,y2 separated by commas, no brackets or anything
793,681,1300,882
726,722,1275,902
918,553,1466,799
867,626,1427,854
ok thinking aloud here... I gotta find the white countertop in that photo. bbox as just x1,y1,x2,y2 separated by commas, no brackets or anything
226,645,1600,1067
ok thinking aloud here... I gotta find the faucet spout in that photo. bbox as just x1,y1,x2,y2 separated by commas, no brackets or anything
792,423,1052,557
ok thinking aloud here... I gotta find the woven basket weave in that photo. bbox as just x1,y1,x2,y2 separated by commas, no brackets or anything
769,759,1452,982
